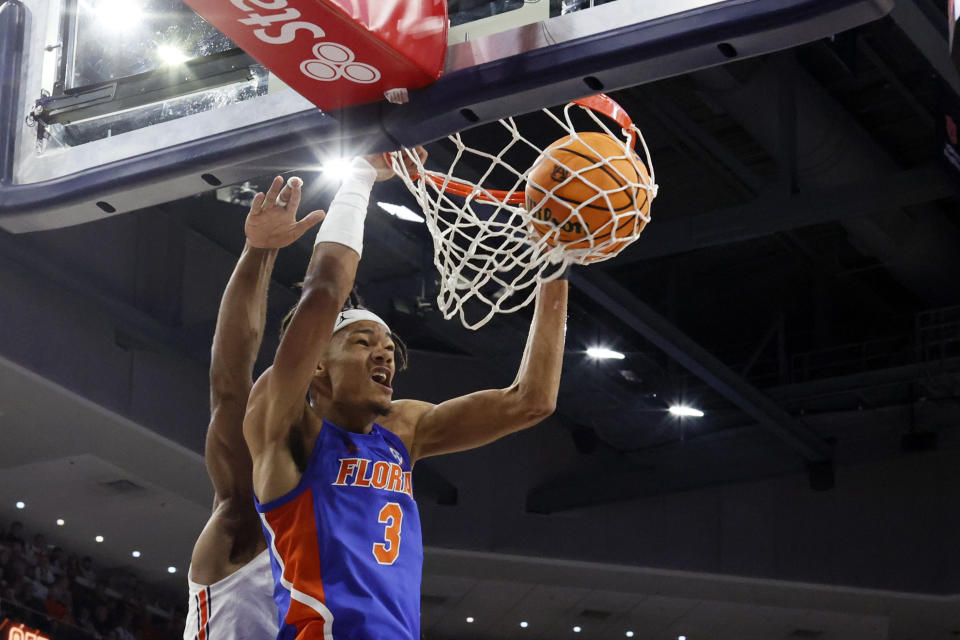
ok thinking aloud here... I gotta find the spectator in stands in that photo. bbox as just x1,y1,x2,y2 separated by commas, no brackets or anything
0,521,182,640
10,540,32,566
48,546,64,576
5,521,25,547
65,553,80,579
77,604,100,639
2,583,25,620
31,535,47,561
29,567,49,604
109,608,137,640
89,582,111,611
80,556,96,582
92,603,114,638
45,575,75,624
35,554,55,586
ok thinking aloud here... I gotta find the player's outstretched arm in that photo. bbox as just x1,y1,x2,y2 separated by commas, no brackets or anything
193,177,323,582
406,278,568,462
244,160,381,503
205,176,324,508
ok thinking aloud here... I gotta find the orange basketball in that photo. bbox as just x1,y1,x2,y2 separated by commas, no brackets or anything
524,131,651,260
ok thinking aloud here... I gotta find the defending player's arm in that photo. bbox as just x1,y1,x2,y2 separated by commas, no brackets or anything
192,176,323,581
204,176,324,510
244,159,382,503
405,278,568,461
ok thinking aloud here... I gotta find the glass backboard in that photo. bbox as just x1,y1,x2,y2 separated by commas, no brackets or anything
0,0,894,233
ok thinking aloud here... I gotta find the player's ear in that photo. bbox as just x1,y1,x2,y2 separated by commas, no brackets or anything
309,367,332,399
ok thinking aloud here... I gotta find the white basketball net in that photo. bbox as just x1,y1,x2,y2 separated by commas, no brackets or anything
389,95,657,330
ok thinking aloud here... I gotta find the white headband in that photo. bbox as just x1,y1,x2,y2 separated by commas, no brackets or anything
334,308,391,336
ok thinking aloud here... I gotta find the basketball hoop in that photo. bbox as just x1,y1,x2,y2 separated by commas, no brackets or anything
389,93,657,330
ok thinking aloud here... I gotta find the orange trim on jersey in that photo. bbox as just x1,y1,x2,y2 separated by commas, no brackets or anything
263,489,329,640
196,588,209,640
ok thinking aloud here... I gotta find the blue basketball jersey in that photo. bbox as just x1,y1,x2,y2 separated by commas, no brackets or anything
255,420,422,640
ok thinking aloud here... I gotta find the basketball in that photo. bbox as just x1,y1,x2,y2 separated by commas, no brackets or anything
524,131,652,259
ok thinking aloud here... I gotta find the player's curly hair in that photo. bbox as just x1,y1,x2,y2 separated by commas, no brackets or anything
279,286,408,372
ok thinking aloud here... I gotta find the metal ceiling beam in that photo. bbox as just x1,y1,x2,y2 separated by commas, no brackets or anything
569,270,832,463
690,58,960,304
638,90,765,197
890,0,960,99
615,163,955,261
857,36,936,129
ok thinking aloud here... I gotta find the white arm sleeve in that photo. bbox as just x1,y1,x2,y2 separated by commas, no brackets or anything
314,158,378,257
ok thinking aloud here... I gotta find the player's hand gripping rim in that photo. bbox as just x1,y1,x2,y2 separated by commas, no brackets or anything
365,147,428,183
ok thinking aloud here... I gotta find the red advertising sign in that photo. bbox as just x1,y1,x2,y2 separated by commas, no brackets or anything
0,619,51,640
180,0,448,111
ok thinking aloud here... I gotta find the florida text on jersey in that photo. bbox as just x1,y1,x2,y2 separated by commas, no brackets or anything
255,420,422,639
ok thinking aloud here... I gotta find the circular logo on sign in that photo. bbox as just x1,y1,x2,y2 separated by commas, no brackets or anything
300,42,381,85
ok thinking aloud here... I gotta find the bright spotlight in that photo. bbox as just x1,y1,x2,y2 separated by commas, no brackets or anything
15,501,25,509
56,519,65,526
321,157,356,182
520,621,528,629
377,201,425,223
157,44,190,66
678,636,687,640
465,617,474,623
573,626,582,633
132,551,141,558
625,633,634,638
95,535,104,543
586,347,625,360
92,0,144,33
668,405,704,418
167,566,177,574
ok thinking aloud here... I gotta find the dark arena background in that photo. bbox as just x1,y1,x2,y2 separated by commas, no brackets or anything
2,0,960,639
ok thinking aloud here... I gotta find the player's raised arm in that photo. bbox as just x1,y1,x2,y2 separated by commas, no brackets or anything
193,176,324,583
204,175,324,506
244,158,388,502
405,277,568,462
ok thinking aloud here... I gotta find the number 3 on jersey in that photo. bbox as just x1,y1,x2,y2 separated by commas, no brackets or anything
373,502,403,565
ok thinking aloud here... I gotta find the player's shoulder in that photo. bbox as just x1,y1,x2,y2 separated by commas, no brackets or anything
390,398,434,423
246,366,300,419
383,399,434,450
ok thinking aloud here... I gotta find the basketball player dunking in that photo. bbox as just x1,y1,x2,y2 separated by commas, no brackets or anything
243,155,568,638
184,153,409,640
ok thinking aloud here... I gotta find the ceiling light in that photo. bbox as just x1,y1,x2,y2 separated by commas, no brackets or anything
586,347,625,360
625,633,634,638
95,535,104,543
156,44,190,66
520,621,529,628
573,626,582,633
668,405,704,418
15,501,25,509
167,566,177,574
377,201,425,223
678,636,687,640
132,551,141,558
56,519,65,526
465,617,474,623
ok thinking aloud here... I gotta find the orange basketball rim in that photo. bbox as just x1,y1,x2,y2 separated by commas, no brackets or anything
416,93,640,205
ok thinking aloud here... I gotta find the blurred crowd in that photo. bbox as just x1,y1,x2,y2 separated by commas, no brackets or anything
0,522,185,640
